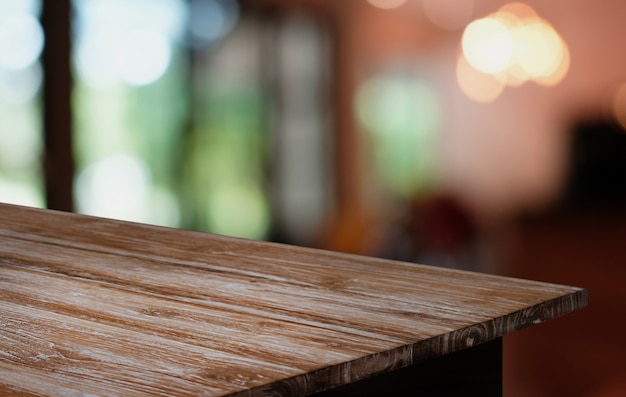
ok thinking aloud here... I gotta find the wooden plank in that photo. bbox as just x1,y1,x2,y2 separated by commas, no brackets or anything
0,204,587,396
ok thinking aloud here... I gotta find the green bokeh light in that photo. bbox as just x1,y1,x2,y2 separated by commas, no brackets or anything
356,72,441,198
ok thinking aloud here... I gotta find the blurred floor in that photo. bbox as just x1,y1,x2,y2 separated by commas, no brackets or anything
493,210,626,396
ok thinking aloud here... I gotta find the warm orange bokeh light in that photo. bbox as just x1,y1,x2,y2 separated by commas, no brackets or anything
514,19,564,79
458,2,570,102
462,17,513,74
534,37,570,87
456,52,505,103
498,2,537,19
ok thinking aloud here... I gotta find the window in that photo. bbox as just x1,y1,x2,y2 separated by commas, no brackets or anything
4,0,335,245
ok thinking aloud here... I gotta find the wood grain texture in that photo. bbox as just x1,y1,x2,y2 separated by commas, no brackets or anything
0,204,587,396
312,338,503,396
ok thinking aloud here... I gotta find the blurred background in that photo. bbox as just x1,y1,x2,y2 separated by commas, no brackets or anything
1,0,626,395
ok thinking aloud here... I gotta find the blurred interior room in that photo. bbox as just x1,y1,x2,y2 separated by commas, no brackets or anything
1,0,625,395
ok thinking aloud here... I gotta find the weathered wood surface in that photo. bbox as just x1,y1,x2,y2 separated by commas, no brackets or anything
0,204,586,396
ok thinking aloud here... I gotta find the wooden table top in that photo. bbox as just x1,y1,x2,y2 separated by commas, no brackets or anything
0,204,586,396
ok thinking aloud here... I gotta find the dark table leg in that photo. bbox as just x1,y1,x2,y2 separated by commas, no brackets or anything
311,337,502,397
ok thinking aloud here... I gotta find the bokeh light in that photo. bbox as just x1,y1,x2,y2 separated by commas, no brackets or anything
73,0,187,87
0,3,43,102
458,2,570,102
0,62,42,104
462,17,513,74
456,52,505,103
356,74,441,138
0,0,41,17
75,153,179,227
356,72,441,197
0,0,44,208
115,29,171,86
207,185,269,240
188,0,239,49
0,14,43,71
76,154,152,221
533,32,570,87
0,179,42,207
513,20,563,80
367,0,407,10
422,0,474,31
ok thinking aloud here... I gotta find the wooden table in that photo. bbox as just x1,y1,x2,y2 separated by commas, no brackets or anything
0,204,586,396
